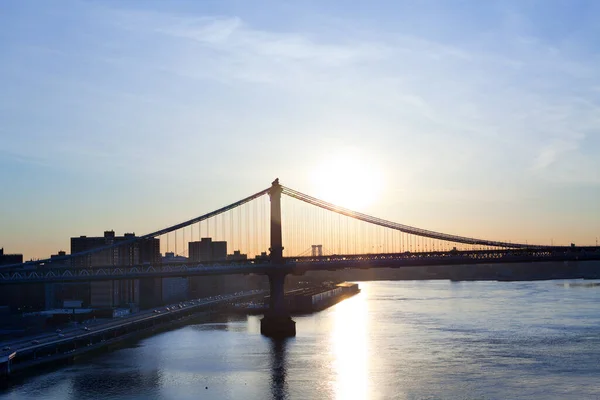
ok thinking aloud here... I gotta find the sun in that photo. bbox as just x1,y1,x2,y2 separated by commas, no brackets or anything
310,149,384,210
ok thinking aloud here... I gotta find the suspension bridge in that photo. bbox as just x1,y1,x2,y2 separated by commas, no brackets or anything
2,179,599,337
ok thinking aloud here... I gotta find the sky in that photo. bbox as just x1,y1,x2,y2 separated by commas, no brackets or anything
1,0,599,260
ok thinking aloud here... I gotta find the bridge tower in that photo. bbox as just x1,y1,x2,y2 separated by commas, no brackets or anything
260,178,296,338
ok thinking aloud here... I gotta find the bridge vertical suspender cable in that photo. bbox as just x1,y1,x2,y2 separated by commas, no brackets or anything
280,185,544,249
6,187,271,268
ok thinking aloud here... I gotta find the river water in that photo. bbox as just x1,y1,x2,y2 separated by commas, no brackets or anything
2,280,600,400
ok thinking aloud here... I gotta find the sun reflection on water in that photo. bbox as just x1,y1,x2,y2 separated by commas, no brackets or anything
330,285,370,400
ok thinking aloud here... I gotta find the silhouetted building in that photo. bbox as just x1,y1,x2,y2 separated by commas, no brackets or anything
0,248,23,266
188,238,227,298
70,231,160,309
186,239,260,297
212,241,227,260
44,250,85,310
71,231,160,268
50,250,67,261
161,252,189,304
188,238,227,262
0,249,37,313
0,284,45,313
227,250,248,261
139,277,163,309
163,252,184,261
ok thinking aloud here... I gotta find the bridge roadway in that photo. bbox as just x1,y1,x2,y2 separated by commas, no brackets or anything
0,290,263,374
1,248,599,284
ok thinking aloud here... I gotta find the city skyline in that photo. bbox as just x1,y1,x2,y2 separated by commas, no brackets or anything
1,0,599,259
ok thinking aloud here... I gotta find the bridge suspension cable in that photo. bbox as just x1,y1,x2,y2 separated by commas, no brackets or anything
7,180,557,269
281,186,541,249
8,187,271,268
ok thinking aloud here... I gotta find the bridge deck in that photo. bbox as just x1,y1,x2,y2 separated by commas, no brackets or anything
1,248,599,284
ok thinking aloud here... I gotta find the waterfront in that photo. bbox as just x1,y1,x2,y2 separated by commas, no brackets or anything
2,280,600,399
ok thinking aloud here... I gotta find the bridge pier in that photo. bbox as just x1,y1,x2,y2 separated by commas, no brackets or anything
260,272,295,338
260,179,296,338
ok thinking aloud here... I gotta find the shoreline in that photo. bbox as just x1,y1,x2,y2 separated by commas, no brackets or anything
0,292,264,382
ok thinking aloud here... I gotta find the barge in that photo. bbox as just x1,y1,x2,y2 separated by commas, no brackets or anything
234,282,361,315
289,282,360,313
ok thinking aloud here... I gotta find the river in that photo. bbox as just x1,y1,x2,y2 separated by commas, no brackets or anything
2,280,600,399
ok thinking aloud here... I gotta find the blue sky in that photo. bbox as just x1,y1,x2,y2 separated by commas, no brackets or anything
1,0,599,259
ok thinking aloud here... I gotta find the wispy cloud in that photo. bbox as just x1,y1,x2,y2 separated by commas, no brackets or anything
0,149,52,168
533,140,579,171
4,2,599,188
2,0,600,257
48,5,597,188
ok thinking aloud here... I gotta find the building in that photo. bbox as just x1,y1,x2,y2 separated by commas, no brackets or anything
188,238,227,298
188,238,227,262
227,250,248,261
71,231,160,269
0,249,42,313
50,250,67,261
44,250,89,310
138,277,163,310
0,284,45,313
161,252,189,304
187,239,263,297
70,231,160,309
0,248,23,266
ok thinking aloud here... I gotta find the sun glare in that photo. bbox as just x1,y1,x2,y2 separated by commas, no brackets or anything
310,149,384,211
330,285,370,400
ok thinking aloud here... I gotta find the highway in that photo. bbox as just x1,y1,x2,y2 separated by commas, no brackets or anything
0,290,263,359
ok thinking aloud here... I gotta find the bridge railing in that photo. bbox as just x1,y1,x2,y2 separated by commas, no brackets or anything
284,247,600,264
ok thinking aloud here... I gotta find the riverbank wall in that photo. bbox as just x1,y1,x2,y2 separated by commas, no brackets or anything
0,292,262,380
